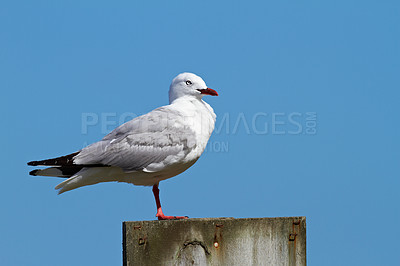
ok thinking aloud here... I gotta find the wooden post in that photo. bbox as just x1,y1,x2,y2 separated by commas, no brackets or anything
123,217,306,266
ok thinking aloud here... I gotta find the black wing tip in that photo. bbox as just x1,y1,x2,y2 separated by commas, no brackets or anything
29,169,39,176
27,152,80,167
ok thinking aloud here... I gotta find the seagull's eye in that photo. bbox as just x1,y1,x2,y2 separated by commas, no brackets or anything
185,80,192,86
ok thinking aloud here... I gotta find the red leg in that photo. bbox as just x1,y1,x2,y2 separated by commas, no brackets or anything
152,184,188,220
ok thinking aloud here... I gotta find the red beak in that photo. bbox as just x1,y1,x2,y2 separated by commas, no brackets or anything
198,88,218,96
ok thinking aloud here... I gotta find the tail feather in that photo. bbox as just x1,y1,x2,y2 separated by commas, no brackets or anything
55,167,118,194
55,172,86,194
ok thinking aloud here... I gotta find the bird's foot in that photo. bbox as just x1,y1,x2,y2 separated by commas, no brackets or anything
156,214,189,220
155,208,188,220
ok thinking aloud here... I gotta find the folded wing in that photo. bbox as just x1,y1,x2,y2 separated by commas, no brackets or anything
74,106,197,172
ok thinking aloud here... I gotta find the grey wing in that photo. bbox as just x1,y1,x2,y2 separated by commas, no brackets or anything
73,107,197,172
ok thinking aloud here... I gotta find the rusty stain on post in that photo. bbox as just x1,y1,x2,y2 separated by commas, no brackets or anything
288,218,303,266
138,237,146,245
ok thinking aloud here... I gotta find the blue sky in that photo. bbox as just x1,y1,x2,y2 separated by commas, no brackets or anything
2,1,399,265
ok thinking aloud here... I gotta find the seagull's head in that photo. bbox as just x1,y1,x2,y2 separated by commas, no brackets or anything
169,72,218,103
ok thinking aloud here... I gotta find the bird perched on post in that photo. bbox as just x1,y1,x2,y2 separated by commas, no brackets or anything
28,72,218,220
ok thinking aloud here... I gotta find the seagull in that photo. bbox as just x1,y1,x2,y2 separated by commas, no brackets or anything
27,72,218,220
